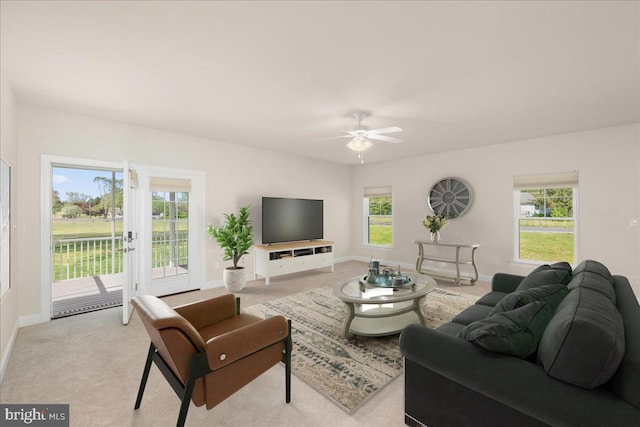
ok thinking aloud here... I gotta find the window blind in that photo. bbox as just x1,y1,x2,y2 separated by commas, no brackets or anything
149,177,191,193
363,186,392,197
513,171,578,189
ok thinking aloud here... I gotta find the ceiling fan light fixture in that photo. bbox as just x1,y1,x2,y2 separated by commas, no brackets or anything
346,135,373,152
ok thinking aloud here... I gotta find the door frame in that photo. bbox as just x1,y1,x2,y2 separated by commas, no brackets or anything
41,155,129,322
122,162,138,324
41,156,205,322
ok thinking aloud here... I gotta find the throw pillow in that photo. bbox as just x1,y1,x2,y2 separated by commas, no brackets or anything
458,302,553,359
490,283,569,315
516,262,572,291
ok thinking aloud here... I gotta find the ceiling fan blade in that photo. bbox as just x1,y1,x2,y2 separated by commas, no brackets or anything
320,135,351,141
367,126,403,135
368,134,403,143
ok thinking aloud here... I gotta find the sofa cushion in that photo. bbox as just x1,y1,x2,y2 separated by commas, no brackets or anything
569,259,616,302
516,262,572,291
451,304,493,326
537,286,625,389
490,284,569,315
458,301,553,358
436,321,466,336
572,259,614,284
605,276,640,409
475,291,509,308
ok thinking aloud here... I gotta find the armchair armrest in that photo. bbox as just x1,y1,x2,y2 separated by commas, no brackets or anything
174,294,237,330
205,315,289,370
491,273,525,293
400,324,639,426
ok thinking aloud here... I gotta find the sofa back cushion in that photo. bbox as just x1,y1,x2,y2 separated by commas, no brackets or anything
569,259,616,302
516,262,572,291
537,283,625,389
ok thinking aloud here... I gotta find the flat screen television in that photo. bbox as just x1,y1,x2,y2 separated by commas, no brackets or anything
262,197,323,244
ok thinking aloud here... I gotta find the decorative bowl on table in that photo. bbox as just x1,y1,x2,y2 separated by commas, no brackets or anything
359,274,415,289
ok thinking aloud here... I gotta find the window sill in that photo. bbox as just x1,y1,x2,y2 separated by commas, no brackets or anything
511,259,545,267
362,244,394,250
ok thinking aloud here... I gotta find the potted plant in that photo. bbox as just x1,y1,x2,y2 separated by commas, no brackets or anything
423,214,448,243
208,205,254,292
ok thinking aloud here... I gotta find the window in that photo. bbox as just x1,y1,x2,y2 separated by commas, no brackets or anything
363,186,392,246
514,172,578,263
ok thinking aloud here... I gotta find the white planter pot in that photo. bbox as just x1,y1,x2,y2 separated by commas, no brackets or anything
223,267,247,292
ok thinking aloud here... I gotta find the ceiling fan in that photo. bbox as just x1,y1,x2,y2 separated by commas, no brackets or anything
337,112,403,163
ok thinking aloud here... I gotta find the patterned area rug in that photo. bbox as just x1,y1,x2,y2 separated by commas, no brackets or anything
244,284,479,413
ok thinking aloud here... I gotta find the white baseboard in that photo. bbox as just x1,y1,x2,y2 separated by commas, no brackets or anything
337,256,492,284
19,313,46,327
0,318,18,384
342,256,416,273
201,279,224,290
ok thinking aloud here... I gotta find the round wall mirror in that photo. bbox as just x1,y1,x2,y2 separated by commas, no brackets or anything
428,177,473,219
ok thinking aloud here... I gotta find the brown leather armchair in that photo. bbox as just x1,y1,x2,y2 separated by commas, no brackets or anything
132,293,291,427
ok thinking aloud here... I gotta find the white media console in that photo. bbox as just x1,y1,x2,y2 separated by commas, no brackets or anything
254,240,334,285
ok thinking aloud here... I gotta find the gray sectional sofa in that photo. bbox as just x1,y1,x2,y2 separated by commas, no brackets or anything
400,260,640,427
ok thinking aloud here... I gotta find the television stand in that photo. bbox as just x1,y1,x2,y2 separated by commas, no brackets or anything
254,240,334,285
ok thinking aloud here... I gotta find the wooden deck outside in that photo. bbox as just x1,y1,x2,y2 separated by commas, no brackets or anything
51,266,188,318
52,274,123,318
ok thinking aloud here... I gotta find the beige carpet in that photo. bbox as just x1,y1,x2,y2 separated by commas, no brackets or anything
245,284,479,414
1,261,488,426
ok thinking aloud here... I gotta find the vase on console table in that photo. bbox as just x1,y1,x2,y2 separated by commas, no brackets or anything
423,214,447,244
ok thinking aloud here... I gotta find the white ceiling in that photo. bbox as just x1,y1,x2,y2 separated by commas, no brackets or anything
1,1,638,165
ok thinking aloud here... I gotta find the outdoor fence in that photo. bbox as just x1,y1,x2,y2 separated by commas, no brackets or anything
53,233,189,282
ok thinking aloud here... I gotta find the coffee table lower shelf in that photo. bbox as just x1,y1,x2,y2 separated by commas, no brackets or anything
340,300,426,338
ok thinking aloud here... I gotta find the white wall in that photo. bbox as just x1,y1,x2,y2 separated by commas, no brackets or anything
0,71,19,381
351,124,640,295
15,105,352,320
8,104,640,330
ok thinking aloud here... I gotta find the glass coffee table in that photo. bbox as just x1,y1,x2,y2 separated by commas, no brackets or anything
333,273,437,338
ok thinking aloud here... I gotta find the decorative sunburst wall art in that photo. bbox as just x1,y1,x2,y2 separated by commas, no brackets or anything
428,177,473,219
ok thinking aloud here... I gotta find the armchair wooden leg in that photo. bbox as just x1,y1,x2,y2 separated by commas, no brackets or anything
134,343,155,410
285,319,292,403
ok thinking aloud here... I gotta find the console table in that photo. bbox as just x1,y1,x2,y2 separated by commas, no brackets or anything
413,240,479,285
254,240,334,285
